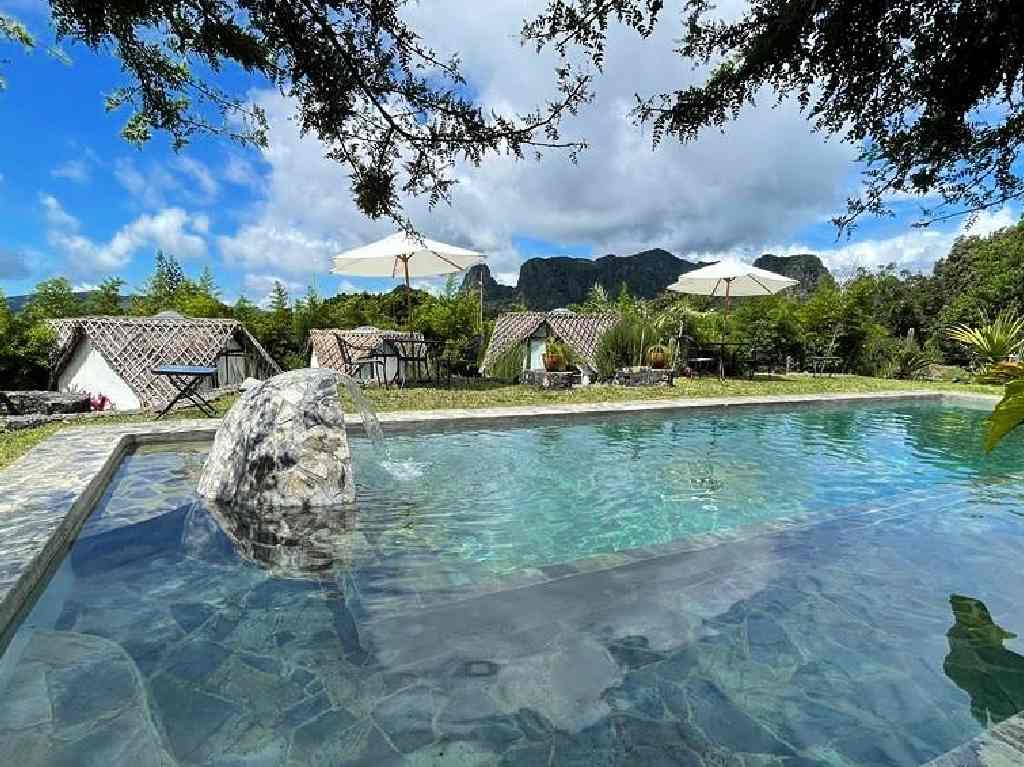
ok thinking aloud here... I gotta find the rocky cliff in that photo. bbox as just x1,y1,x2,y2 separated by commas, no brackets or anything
752,253,833,295
462,249,706,312
463,249,832,312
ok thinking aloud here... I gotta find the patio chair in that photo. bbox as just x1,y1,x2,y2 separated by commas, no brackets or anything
391,338,452,388
337,335,387,386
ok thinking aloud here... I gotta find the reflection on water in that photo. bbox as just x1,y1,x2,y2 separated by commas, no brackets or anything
944,594,1024,726
198,502,362,580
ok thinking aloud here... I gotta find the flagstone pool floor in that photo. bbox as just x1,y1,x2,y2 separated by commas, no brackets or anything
2,391,1023,766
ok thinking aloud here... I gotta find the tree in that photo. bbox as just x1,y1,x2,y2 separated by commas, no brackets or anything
525,0,1024,229
931,221,1024,334
196,266,219,297
23,277,82,320
412,276,481,373
132,251,188,314
0,287,60,389
83,277,126,315
1,12,67,90
260,281,299,367
5,0,590,222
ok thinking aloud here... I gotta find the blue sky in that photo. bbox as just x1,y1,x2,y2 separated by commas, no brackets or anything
1,0,1019,304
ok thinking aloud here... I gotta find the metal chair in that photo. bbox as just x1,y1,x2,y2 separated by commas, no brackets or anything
337,335,387,386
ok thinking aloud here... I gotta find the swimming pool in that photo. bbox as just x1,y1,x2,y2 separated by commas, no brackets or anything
2,399,1024,765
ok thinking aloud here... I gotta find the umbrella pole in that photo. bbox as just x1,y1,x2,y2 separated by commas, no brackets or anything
403,257,412,329
720,279,732,381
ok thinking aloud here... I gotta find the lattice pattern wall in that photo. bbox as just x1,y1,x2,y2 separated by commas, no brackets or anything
308,329,424,372
49,316,281,407
480,312,620,373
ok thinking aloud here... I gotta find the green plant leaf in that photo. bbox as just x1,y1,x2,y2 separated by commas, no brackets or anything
985,380,1024,452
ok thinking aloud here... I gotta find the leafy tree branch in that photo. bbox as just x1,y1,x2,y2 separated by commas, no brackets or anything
38,0,592,222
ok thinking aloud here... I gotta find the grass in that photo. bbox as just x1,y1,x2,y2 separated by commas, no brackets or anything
0,375,1002,471
347,374,1002,412
0,398,237,471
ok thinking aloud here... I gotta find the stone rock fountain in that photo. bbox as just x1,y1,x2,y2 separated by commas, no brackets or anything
197,368,356,508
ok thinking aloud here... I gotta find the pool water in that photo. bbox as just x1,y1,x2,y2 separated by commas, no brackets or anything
3,400,1024,766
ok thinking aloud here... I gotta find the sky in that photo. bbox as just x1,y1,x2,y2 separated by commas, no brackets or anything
0,0,1020,305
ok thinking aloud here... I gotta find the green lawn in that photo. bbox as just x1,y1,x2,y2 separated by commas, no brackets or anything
0,375,1002,471
349,375,1001,412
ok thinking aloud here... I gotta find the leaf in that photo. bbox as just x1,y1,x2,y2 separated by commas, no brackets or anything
985,380,1024,452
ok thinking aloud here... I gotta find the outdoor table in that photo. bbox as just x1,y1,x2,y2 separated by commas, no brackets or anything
809,355,842,377
387,338,452,388
687,341,751,379
152,365,218,419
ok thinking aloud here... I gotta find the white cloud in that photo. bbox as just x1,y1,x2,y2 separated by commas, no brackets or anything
51,158,91,184
41,194,209,274
113,155,219,208
224,155,261,187
699,205,1021,276
410,279,447,296
242,273,307,306
42,194,80,230
215,0,855,283
219,222,341,276
0,247,33,279
175,156,219,202
114,157,177,209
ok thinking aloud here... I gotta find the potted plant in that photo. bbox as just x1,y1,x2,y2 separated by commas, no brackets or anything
647,344,669,369
543,340,572,372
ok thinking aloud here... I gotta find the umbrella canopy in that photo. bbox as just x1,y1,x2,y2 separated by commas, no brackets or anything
332,232,485,325
332,232,484,279
667,258,799,298
667,258,798,379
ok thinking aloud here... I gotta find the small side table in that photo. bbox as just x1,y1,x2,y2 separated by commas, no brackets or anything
152,366,218,419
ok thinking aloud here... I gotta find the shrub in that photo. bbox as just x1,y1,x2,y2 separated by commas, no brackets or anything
976,361,1024,385
545,340,576,368
595,318,645,379
947,310,1024,367
488,344,526,381
882,337,934,380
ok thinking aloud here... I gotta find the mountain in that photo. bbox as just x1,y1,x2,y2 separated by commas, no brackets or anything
462,248,708,312
460,264,518,313
463,249,833,312
4,291,133,313
753,253,833,295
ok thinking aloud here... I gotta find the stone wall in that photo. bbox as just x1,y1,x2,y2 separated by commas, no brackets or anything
613,367,675,387
0,391,90,416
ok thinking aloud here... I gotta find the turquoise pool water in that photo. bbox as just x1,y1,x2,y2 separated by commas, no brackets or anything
3,400,1024,766
353,400,1024,573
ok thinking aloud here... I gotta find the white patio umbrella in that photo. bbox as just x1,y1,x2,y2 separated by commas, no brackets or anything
331,232,485,322
667,258,799,377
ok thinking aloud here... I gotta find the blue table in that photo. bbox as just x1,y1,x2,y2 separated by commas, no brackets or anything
152,365,218,419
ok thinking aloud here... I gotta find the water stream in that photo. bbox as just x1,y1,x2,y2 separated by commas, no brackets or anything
338,373,427,480
337,373,386,451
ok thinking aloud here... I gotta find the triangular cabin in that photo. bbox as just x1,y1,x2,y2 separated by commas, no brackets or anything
48,312,280,410
480,310,620,384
